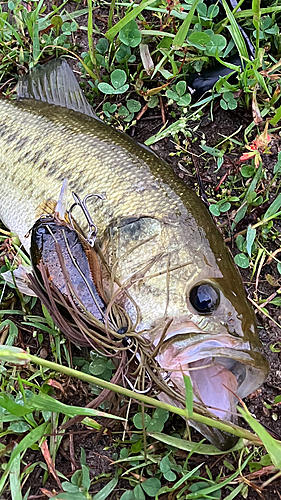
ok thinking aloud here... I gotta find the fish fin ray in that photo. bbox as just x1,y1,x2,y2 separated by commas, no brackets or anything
17,58,96,118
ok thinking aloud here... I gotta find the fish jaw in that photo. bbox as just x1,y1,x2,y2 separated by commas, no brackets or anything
155,331,269,448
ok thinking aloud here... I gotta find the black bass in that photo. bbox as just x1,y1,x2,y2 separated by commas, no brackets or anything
0,59,269,449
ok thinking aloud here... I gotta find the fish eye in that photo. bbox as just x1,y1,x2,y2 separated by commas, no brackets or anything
189,283,220,314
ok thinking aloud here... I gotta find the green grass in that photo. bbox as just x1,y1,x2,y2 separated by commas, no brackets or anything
1,0,281,498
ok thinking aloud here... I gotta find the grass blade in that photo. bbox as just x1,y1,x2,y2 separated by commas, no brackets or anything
61,8,88,21
183,374,193,417
252,0,261,55
0,391,124,420
185,471,241,499
264,193,281,219
221,0,249,59
105,0,156,41
148,432,244,454
239,406,281,468
215,53,241,71
93,477,118,500
156,464,203,500
87,0,99,79
246,225,256,256
0,422,50,495
173,0,200,49
29,393,125,420
224,483,245,500
9,449,22,500
108,0,116,30
145,118,187,145
32,21,40,62
270,103,281,125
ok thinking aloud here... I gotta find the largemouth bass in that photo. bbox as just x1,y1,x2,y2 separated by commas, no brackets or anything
0,59,269,449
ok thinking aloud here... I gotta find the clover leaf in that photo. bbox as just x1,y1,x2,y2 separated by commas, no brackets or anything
127,99,141,113
98,69,129,95
96,37,108,55
142,478,161,497
220,91,237,110
160,455,178,481
119,20,141,48
209,201,231,216
102,102,117,117
111,68,126,88
205,34,227,55
189,31,211,49
117,99,141,122
166,81,191,107
196,2,219,20
234,253,250,268
133,408,169,432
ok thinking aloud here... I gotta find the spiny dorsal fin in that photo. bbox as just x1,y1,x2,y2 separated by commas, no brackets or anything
17,58,96,118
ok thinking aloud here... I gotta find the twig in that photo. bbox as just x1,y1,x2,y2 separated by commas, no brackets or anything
69,432,76,472
255,252,266,294
159,95,166,125
136,104,148,121
259,288,281,309
0,325,9,345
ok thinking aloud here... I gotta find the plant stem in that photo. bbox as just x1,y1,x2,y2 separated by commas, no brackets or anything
12,350,263,445
87,0,100,80
252,0,261,57
108,0,116,30
216,5,281,34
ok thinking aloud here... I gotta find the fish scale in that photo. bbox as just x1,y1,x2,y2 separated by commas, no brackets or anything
0,59,269,450
0,98,193,248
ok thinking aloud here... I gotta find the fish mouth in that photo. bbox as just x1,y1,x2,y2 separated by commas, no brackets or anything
155,330,268,441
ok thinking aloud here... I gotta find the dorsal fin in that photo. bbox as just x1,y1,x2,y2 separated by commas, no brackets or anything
17,58,96,118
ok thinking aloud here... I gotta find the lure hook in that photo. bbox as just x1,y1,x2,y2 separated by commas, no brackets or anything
68,192,104,246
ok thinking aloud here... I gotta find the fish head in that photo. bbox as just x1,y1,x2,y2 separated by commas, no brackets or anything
101,211,269,448
29,182,269,450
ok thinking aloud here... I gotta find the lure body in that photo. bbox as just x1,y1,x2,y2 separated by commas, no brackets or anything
31,216,106,321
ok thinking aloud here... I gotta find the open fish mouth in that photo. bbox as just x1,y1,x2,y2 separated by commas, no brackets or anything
155,332,267,424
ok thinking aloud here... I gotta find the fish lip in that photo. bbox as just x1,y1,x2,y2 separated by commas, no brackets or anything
155,333,269,422
154,323,252,350
155,340,268,392
157,330,255,359
155,326,269,382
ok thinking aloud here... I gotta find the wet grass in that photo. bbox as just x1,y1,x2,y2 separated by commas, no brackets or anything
0,0,281,498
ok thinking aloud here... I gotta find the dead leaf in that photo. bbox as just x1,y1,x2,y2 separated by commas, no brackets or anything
47,379,66,396
41,440,62,490
265,274,280,287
